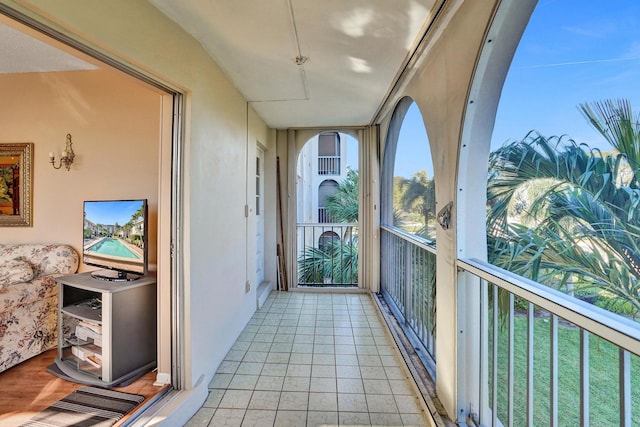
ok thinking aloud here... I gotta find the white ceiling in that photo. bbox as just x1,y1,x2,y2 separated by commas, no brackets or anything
1,0,441,129
150,0,440,128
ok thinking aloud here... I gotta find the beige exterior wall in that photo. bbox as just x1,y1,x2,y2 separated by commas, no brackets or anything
376,0,500,420
6,0,277,409
1,0,519,423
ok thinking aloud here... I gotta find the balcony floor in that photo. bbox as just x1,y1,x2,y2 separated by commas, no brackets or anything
186,292,431,426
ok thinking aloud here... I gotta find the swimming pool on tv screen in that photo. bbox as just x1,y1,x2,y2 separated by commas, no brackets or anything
87,238,140,259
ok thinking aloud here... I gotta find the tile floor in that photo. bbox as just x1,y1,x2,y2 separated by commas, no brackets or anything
186,292,430,427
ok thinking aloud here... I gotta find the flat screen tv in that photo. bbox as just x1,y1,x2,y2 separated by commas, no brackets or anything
83,199,148,281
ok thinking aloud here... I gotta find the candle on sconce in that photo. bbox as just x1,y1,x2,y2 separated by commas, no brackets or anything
61,151,67,159
48,152,54,160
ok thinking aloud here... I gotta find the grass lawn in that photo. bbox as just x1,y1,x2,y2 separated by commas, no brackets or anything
489,313,640,426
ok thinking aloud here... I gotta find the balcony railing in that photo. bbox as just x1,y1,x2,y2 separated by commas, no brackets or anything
318,155,340,175
458,258,640,427
380,225,436,376
317,207,333,223
296,223,358,287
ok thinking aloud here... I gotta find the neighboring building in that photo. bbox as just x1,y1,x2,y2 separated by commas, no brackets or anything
296,131,349,224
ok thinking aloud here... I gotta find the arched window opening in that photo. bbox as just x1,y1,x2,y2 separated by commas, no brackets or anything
457,1,640,426
379,97,437,377
317,132,341,175
318,180,338,223
386,100,435,242
296,131,359,288
318,231,340,252
488,1,640,318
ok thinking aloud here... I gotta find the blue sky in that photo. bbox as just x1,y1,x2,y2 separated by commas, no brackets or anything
84,200,144,225
394,0,640,178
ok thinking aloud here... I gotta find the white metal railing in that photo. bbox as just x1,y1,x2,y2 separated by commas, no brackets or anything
296,223,358,286
318,155,340,175
380,225,436,374
459,258,640,427
317,207,332,223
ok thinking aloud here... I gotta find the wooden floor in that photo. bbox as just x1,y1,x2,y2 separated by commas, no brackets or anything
0,349,168,426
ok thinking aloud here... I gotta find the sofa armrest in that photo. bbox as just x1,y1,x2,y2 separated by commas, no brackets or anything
0,244,79,278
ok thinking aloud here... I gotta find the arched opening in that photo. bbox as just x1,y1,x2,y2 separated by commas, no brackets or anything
379,97,436,376
318,179,338,223
295,131,359,287
459,1,640,425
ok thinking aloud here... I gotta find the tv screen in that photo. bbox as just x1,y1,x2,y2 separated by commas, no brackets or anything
83,199,148,281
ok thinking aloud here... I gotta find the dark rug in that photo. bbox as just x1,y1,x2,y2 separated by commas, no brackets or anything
20,386,145,427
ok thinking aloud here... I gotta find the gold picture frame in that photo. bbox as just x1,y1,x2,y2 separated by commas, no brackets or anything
0,143,33,227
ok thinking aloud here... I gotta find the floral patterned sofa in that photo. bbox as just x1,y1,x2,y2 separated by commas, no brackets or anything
0,243,79,373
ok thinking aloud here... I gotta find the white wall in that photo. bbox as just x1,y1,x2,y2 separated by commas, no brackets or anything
12,0,276,401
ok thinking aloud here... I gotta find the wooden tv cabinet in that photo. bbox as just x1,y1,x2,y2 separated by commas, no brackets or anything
52,272,157,387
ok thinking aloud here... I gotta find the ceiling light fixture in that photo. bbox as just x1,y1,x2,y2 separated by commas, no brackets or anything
293,55,309,65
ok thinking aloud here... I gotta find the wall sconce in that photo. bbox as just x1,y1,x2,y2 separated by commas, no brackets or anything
49,133,76,171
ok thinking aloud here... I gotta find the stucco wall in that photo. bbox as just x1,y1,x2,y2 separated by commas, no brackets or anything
377,0,500,420
11,0,276,399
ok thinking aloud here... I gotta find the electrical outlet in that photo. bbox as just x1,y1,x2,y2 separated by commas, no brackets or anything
245,280,251,293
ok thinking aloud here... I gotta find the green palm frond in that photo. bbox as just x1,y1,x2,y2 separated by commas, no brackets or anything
488,99,640,315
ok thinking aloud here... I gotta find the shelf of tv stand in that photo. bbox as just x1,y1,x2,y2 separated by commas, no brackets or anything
53,271,157,387
61,301,102,322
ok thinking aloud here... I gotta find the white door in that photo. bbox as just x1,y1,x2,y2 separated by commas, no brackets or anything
255,148,265,286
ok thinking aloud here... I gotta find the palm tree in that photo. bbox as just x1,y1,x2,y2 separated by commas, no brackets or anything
398,170,436,240
325,168,358,224
298,170,359,285
487,99,640,313
298,238,358,285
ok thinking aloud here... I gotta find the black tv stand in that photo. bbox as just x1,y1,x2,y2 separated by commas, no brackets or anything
90,269,142,282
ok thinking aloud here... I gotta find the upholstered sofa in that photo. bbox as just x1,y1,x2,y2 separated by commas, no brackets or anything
0,243,79,373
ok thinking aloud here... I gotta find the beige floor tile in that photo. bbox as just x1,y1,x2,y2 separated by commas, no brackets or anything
286,364,311,377
337,392,368,412
202,389,225,408
365,394,398,414
308,392,338,412
209,408,246,427
336,365,361,379
219,390,253,409
241,409,277,427
289,353,313,364
282,376,310,392
229,374,260,390
363,379,392,395
310,377,337,393
274,410,308,427
307,410,338,427
394,395,423,414
388,379,413,396
210,373,233,389
248,390,280,410
339,411,370,426
255,375,284,391
236,362,264,375
184,407,214,426
260,363,288,377
312,353,335,365
401,412,430,427
369,411,402,426
337,378,365,394
278,391,309,411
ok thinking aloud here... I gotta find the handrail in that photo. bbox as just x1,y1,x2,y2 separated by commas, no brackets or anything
297,222,358,227
458,257,640,357
380,224,436,254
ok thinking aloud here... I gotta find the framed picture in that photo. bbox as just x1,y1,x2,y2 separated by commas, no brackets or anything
0,143,33,227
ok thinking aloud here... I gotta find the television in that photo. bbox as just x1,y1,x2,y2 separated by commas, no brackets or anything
83,199,148,281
